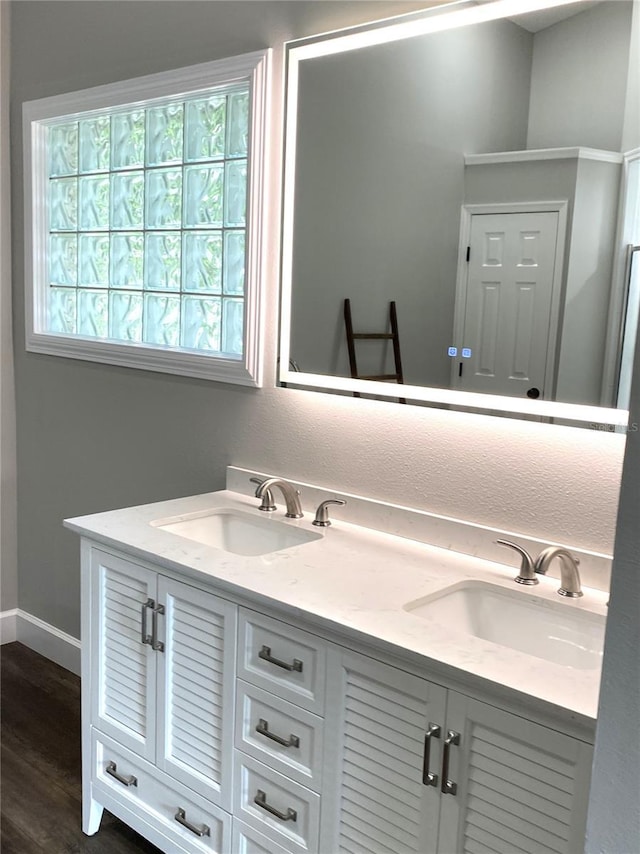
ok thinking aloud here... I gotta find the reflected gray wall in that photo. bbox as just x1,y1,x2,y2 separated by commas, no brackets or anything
290,20,533,386
527,0,632,151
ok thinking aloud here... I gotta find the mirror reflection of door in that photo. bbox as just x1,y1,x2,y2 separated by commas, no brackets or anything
453,211,562,399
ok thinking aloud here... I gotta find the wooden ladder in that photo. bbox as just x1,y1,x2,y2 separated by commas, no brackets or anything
343,298,406,403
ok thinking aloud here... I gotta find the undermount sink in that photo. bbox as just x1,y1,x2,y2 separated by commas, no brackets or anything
152,508,322,556
404,580,605,670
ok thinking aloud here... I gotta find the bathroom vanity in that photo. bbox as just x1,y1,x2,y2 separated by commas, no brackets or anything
65,467,607,854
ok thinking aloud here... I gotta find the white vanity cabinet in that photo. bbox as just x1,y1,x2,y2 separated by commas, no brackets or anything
84,546,237,851
320,647,593,854
80,540,594,854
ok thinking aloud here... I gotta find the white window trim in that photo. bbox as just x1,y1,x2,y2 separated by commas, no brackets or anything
23,49,271,386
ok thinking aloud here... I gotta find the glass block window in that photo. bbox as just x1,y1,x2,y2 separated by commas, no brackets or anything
24,52,270,386
46,88,249,355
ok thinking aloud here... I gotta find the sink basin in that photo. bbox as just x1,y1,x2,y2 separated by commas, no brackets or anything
152,508,322,556
404,580,605,670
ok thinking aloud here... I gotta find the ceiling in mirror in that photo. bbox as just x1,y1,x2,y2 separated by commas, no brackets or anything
278,0,639,425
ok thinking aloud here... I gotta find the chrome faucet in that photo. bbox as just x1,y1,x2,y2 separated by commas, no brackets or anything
534,547,582,598
250,477,276,512
254,478,303,519
496,540,537,585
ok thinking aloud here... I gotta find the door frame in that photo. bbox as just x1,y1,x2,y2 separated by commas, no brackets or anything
451,201,568,400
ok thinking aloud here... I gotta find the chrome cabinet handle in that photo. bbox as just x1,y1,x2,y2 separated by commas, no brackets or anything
174,808,210,837
422,722,441,787
258,644,303,673
152,603,165,652
140,598,154,645
441,730,461,795
254,789,297,822
106,760,137,787
256,718,300,748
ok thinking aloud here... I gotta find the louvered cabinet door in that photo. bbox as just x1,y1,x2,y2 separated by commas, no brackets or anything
320,647,447,854
156,577,237,811
437,693,593,854
90,549,158,761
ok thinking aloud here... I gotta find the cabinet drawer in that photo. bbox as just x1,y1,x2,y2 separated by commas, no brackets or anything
235,680,324,791
92,730,230,853
232,818,292,854
233,752,320,853
238,610,326,713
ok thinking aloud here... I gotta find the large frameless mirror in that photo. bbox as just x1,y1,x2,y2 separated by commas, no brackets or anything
278,0,640,426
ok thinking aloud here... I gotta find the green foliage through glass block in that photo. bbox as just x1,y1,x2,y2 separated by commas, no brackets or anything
49,288,77,334
146,103,184,166
111,111,145,170
111,172,144,230
79,234,110,286
145,233,181,291
49,123,78,177
49,178,78,231
143,293,181,346
50,234,78,286
110,233,144,289
222,298,244,356
109,292,143,342
181,295,221,351
79,176,110,230
79,117,110,173
183,232,222,293
78,289,108,338
184,165,224,227
146,169,183,229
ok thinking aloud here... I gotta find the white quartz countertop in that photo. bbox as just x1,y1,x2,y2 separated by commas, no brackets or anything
65,489,607,730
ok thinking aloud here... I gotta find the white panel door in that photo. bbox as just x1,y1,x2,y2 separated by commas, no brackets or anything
90,549,157,762
437,692,593,854
156,576,237,812
456,211,560,399
320,647,448,854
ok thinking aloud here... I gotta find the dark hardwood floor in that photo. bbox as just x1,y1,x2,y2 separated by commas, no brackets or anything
0,642,162,853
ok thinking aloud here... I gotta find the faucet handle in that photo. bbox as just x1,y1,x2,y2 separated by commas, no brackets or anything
312,499,346,527
250,478,276,512
495,539,538,586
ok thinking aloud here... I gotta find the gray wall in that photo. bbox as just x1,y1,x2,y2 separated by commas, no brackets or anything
10,1,625,646
527,0,632,151
622,0,640,151
290,19,533,385
586,286,640,853
1,1,16,615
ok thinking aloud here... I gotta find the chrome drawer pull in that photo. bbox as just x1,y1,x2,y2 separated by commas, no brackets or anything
441,729,461,796
175,808,210,837
140,598,154,645
256,718,300,748
422,722,441,787
254,789,297,822
106,760,137,787
152,603,165,652
258,644,303,673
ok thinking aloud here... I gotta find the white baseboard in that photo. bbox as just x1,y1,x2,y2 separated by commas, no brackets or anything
0,608,80,676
